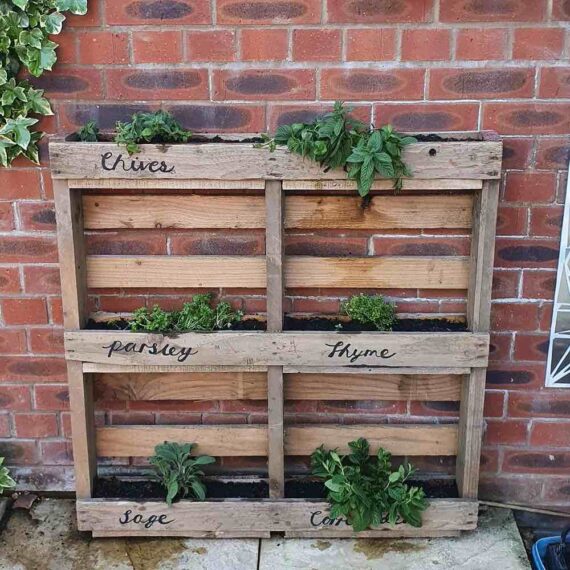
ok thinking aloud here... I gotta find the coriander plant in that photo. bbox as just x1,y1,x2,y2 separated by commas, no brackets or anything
150,442,215,506
311,438,428,531
76,120,99,142
341,294,397,331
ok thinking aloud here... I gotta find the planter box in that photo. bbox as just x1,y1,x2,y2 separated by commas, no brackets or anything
50,132,501,538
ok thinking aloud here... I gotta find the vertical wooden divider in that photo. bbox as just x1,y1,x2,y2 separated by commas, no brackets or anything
265,180,285,498
54,180,96,498
457,179,500,498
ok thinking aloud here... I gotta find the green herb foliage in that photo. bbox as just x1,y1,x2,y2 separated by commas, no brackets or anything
261,102,416,197
76,120,99,142
150,442,215,506
0,457,15,492
115,110,191,155
129,295,243,333
0,0,87,167
311,438,428,531
341,294,397,331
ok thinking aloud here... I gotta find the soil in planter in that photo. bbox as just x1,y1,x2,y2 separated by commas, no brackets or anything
66,133,264,145
94,477,457,500
85,318,267,332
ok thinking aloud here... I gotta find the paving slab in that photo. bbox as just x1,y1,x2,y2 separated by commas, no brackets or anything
0,498,259,570
259,507,531,570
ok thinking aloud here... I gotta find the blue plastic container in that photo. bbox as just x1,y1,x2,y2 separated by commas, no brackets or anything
532,536,568,570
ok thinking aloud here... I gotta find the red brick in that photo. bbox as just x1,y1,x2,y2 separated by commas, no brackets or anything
495,237,559,269
509,392,570,418
65,1,101,26
503,450,570,475
267,104,371,131
214,69,315,101
0,386,31,411
110,411,155,425
286,234,367,256
496,206,528,236
483,103,570,135
170,231,265,255
429,67,534,100
0,236,57,263
0,330,27,354
29,329,64,355
504,172,557,203
34,384,69,410
514,332,549,361
291,297,340,314
513,28,564,59
318,400,406,414
373,236,470,256
440,0,546,22
107,68,208,101
486,362,546,390
166,104,266,132
375,103,478,132
346,29,395,61
240,29,288,61
22,267,60,295
155,412,202,425
86,233,167,255
492,270,520,299
456,28,508,60
522,270,555,300
542,479,570,505
540,67,570,99
539,302,553,332
491,302,540,331
485,420,528,445
0,268,21,294
78,32,129,64
401,29,450,61
18,202,56,232
14,413,58,437
203,413,248,424
31,67,103,99
41,440,73,465
133,31,183,63
484,391,505,418
0,357,66,383
327,0,431,22
293,29,341,62
531,422,570,449
187,31,236,62
107,0,210,25
501,138,533,170
55,31,77,64
529,206,563,238
3,298,47,325
0,170,41,199
217,0,321,23
0,441,39,466
489,333,512,361
536,137,570,169
321,68,424,101
480,476,543,504
98,295,146,313
0,203,13,231
409,400,459,417
48,298,63,326
553,1,570,20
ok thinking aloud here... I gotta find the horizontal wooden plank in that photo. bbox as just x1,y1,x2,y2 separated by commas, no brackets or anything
85,363,267,373
86,255,266,288
70,179,265,190
50,140,501,180
83,195,265,230
96,426,267,457
86,255,469,289
286,425,458,456
286,374,462,401
92,530,271,538
285,195,473,230
65,331,490,368
95,372,267,400
285,366,470,375
282,179,482,191
77,498,478,535
286,256,469,289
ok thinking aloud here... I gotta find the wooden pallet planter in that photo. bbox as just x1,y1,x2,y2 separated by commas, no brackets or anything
50,132,501,538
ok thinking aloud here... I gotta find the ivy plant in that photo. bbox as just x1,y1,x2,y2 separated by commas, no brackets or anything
341,294,397,331
260,102,416,198
0,0,88,167
150,442,215,506
0,457,15,492
311,438,428,531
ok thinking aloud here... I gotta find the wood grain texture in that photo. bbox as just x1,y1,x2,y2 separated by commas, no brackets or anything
286,256,469,289
265,181,283,332
86,255,266,288
84,195,265,229
76,498,478,534
71,179,265,190
96,426,267,457
50,140,501,180
285,425,458,456
285,195,473,230
65,330,490,368
282,179,482,191
268,366,284,498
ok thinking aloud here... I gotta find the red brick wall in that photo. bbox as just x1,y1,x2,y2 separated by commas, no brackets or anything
0,0,569,506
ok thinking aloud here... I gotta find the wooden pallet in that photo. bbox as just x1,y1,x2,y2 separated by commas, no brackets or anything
50,132,501,537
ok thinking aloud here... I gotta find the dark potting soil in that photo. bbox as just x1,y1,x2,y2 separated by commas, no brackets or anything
65,133,264,144
85,318,267,332
95,477,457,500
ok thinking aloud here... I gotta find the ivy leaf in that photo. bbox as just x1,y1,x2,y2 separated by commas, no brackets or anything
0,70,7,86
44,12,66,35
54,0,88,15
11,0,29,9
0,136,16,167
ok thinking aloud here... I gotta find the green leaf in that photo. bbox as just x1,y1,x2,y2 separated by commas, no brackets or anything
12,0,29,9
166,480,179,506
191,480,206,501
55,0,88,15
324,479,343,493
44,12,66,35
0,70,7,87
192,455,216,466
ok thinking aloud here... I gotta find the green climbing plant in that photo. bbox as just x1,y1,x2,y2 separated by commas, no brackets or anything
0,0,88,166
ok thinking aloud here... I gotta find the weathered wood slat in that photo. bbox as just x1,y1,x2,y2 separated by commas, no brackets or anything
96,426,268,457
283,179,482,191
86,255,469,289
94,372,462,401
285,195,473,229
65,331,490,368
76,498,478,534
50,140,501,180
286,425,458,456
71,179,265,190
286,256,469,289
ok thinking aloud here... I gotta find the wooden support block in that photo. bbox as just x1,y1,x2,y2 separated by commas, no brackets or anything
267,366,284,498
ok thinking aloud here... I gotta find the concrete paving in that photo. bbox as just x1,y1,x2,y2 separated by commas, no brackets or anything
0,498,531,570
